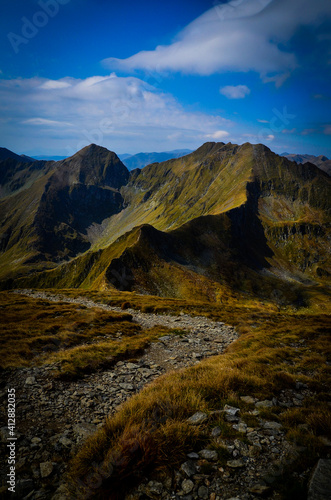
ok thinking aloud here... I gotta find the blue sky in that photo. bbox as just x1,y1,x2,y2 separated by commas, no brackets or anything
0,0,330,157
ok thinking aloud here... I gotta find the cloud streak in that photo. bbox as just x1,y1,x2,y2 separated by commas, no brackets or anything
220,85,250,99
103,0,331,85
0,74,231,154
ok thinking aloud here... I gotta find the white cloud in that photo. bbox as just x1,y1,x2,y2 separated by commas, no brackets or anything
205,130,230,140
266,134,275,141
0,75,232,154
22,118,72,126
102,0,331,85
220,85,250,99
257,119,269,124
39,80,72,90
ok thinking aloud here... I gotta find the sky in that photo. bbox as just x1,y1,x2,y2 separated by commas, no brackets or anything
0,0,330,157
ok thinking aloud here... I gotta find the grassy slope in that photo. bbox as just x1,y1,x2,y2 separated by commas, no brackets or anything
10,147,330,308
0,292,183,379
0,170,57,279
93,142,253,251
1,141,330,319
64,289,331,499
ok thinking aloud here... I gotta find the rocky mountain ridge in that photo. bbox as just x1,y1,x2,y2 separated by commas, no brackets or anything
0,142,330,307
281,152,331,176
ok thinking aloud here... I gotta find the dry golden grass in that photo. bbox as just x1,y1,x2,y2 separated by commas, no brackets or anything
2,288,330,497
67,293,331,499
0,292,180,378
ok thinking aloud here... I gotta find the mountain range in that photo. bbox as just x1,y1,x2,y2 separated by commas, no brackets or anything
119,149,192,170
281,152,331,176
5,149,193,170
0,142,330,307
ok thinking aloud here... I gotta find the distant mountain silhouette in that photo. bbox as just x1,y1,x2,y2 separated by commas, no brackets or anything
120,149,192,170
281,152,331,176
33,155,68,161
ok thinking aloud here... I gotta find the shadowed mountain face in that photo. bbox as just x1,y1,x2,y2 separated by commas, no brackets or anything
0,145,129,275
0,147,34,163
0,142,330,305
33,144,129,259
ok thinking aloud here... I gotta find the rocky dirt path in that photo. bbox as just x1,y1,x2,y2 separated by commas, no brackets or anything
12,289,237,334
1,290,238,499
1,291,326,500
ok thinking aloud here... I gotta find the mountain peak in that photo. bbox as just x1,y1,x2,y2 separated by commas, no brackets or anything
71,143,115,159
0,147,34,163
56,143,129,190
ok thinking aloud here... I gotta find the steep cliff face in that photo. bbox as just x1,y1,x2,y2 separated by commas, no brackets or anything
33,145,129,260
0,145,130,277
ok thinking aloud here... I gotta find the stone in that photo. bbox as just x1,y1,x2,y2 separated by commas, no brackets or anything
59,436,73,447
197,485,209,499
308,459,331,500
255,400,273,408
182,479,194,494
296,381,307,390
40,461,53,478
181,461,197,477
224,404,240,416
126,363,139,369
31,437,42,444
227,459,245,468
187,452,199,459
119,383,134,390
186,412,208,425
145,480,163,497
25,376,36,385
264,421,283,432
199,449,218,461
232,423,247,433
211,426,221,438
249,484,271,496
73,422,97,439
234,439,249,456
240,396,255,404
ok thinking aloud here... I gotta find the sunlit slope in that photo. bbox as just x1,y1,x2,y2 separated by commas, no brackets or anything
94,142,254,249
0,170,56,279
1,141,330,305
